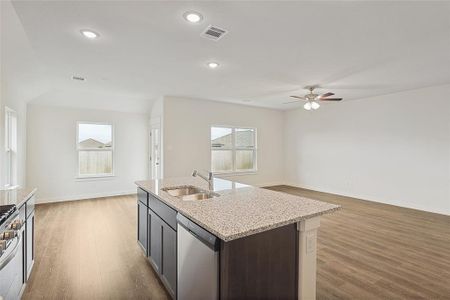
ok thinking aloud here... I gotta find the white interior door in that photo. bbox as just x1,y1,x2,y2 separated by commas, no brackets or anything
4,107,18,188
150,120,161,180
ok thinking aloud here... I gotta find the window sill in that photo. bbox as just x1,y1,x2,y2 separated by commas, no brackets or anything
214,171,257,177
0,185,20,191
76,175,115,182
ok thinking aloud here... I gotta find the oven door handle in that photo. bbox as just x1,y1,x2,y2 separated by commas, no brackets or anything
0,232,22,271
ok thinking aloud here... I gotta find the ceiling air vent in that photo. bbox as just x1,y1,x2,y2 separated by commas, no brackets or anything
72,75,86,81
201,25,228,41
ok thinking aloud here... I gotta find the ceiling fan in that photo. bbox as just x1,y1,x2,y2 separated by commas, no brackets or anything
284,86,343,110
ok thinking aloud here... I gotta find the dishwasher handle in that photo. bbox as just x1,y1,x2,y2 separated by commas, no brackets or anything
177,213,220,251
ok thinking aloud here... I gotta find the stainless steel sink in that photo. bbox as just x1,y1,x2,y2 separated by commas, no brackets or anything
180,191,220,201
162,185,203,197
161,185,219,201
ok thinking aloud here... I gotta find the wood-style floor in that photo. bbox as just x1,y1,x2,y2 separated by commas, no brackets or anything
23,188,450,299
268,186,450,300
22,195,169,300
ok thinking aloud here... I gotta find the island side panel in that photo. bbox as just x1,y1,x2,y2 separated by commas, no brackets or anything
297,216,321,300
220,224,298,299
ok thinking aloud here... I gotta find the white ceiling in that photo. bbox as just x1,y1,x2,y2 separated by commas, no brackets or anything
3,1,450,112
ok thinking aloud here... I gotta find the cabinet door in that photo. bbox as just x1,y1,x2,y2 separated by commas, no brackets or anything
137,201,148,255
149,210,162,273
161,223,177,298
26,211,35,280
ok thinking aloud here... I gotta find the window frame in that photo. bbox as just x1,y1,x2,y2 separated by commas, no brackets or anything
210,125,257,175
76,121,115,179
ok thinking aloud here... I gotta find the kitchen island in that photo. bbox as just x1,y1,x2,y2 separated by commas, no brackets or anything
136,177,339,300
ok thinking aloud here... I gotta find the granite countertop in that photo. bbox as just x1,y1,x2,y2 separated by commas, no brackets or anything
0,187,37,207
136,177,340,241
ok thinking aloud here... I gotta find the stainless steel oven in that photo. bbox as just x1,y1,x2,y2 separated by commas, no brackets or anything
0,208,25,300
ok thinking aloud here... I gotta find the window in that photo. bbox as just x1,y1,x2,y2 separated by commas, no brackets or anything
4,107,18,187
211,126,257,173
77,123,113,178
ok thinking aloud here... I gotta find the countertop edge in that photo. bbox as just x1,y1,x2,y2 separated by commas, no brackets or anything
18,188,38,207
135,181,341,242
0,187,37,208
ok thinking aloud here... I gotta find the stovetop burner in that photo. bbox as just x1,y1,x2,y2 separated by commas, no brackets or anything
0,205,16,227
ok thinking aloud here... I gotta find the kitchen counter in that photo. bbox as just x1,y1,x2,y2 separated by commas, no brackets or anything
0,186,37,300
0,187,37,207
136,177,339,242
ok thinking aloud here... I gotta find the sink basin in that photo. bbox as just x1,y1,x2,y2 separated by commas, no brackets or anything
180,191,220,201
161,185,220,201
161,185,203,197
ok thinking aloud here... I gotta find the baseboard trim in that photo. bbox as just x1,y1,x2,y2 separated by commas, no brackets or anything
254,181,286,188
282,182,450,216
36,190,137,204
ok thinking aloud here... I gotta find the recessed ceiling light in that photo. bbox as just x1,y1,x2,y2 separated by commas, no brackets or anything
207,62,219,69
183,11,203,23
80,29,99,39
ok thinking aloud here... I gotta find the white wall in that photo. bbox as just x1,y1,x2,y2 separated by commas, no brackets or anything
162,96,284,186
0,87,27,187
150,96,164,121
1,0,47,187
284,84,450,215
27,105,149,203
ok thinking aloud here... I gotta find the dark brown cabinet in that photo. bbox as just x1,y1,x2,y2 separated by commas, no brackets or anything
161,220,177,298
148,209,177,299
137,200,148,255
148,209,162,273
137,188,149,206
137,189,177,299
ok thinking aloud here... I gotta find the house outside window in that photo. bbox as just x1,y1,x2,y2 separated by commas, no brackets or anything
77,122,113,178
211,126,257,174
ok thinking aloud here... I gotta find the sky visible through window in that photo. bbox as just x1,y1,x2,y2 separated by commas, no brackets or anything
211,127,231,140
78,124,112,144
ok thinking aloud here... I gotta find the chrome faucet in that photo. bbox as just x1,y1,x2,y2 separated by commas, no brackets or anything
192,170,214,190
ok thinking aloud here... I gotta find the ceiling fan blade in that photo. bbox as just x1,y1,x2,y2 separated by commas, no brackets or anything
317,92,334,99
289,95,306,100
283,100,302,104
320,98,343,101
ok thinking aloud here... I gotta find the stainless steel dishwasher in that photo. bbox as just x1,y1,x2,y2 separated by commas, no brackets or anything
177,213,220,300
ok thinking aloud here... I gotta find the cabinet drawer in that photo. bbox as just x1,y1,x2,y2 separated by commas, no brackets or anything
137,188,149,206
149,194,177,230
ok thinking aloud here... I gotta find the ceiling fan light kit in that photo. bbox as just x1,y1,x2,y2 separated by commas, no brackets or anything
287,86,343,111
303,101,320,111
